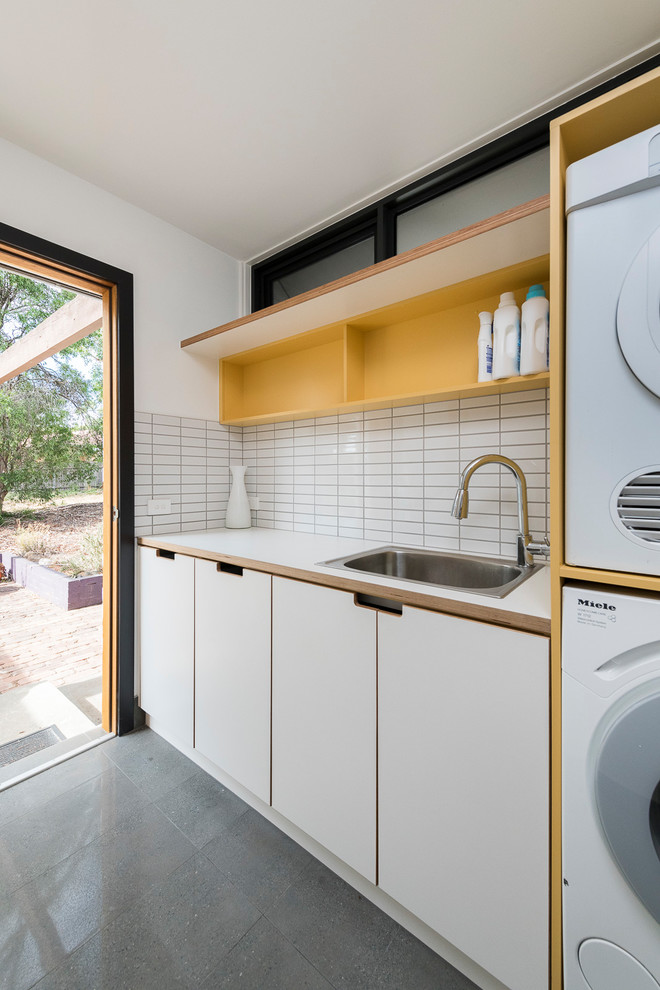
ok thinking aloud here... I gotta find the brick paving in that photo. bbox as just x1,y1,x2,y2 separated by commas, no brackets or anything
0,582,102,694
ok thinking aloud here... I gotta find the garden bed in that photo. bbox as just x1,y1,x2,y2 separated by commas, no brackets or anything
0,493,102,568
0,493,103,609
0,551,102,610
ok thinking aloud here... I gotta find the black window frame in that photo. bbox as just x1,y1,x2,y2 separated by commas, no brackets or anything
251,212,380,311
251,52,660,313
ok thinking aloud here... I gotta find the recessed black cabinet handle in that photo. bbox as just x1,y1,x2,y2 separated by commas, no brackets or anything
354,592,402,616
156,548,176,560
217,561,243,576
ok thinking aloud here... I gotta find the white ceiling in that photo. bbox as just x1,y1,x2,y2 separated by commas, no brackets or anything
1,1,659,261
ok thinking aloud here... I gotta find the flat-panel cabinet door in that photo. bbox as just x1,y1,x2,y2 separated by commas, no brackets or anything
378,606,549,990
195,559,271,804
138,546,194,747
272,577,377,882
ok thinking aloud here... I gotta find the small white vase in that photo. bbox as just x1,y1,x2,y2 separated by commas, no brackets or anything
225,465,251,529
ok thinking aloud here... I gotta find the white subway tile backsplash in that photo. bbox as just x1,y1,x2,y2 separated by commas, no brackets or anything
152,414,180,426
500,399,546,418
392,425,424,439
425,521,461,539
365,528,392,541
424,450,461,466
461,538,502,556
501,388,546,403
395,404,424,416
152,424,180,437
134,387,549,552
316,521,339,536
424,434,460,451
500,414,547,433
460,418,500,436
460,395,499,409
500,429,546,445
460,433,500,452
424,406,459,422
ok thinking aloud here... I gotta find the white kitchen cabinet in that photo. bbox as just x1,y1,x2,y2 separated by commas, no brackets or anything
378,605,549,990
194,559,271,803
271,577,377,882
138,546,194,747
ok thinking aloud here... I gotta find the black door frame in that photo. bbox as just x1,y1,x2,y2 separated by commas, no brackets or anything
0,220,135,735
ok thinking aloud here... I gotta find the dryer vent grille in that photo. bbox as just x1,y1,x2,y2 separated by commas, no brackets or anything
617,472,660,543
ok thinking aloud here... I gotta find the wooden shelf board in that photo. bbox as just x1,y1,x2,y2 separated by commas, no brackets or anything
183,197,550,359
222,373,550,426
217,256,550,424
559,563,660,594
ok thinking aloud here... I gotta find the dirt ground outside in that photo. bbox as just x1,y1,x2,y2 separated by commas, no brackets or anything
0,490,103,575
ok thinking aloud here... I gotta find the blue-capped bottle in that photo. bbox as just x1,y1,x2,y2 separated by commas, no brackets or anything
520,284,549,375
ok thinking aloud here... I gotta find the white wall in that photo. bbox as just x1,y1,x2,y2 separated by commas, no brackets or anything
0,137,241,421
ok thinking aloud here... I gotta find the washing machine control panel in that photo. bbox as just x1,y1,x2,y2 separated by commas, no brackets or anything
562,586,660,696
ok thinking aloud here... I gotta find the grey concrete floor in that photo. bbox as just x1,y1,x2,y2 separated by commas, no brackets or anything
0,727,479,990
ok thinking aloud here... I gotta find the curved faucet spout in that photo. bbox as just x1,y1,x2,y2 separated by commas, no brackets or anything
452,454,539,567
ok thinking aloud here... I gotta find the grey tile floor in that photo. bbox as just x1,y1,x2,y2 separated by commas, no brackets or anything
0,726,479,990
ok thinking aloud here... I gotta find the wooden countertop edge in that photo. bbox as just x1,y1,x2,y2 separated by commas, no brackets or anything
138,537,551,636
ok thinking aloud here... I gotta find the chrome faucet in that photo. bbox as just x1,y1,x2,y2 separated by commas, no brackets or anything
451,454,550,567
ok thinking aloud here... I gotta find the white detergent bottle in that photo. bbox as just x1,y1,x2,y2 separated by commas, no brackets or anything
520,283,549,375
477,311,493,381
492,291,521,380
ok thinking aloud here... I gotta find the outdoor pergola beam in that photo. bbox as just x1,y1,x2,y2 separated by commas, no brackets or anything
0,293,103,384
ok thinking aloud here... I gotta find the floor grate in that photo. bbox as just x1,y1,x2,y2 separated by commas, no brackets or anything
0,724,65,768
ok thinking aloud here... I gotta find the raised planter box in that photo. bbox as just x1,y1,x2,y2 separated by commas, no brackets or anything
0,552,102,610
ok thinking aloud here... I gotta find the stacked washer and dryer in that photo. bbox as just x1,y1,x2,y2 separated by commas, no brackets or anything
563,124,660,989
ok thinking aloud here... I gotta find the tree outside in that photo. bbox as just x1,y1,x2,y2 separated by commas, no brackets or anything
0,271,103,517
0,272,105,764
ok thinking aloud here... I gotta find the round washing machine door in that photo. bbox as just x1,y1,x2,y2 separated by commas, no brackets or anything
595,689,660,924
617,223,660,397
579,939,660,990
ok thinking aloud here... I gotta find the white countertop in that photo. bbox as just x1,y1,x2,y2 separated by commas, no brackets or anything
139,527,551,630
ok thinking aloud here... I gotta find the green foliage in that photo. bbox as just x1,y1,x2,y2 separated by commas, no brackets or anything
0,271,75,344
0,380,98,508
0,271,103,513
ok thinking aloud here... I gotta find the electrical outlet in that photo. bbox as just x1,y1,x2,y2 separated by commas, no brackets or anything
249,496,260,511
147,498,172,516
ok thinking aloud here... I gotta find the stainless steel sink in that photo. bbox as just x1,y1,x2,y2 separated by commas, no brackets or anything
319,546,537,598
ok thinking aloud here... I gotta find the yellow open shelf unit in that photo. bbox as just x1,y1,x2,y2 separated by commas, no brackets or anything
181,194,550,424
219,255,550,425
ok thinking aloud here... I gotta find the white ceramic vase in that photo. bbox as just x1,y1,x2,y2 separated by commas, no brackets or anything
225,464,251,529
